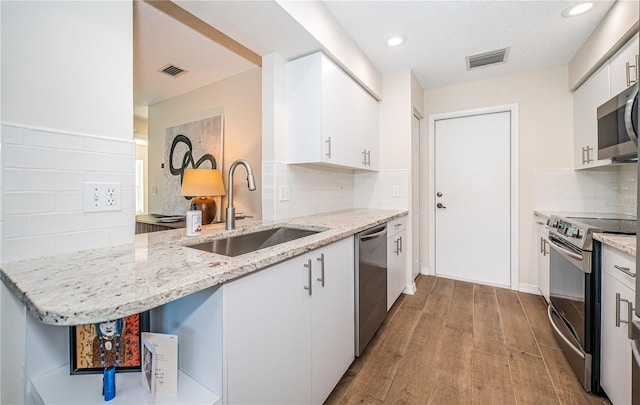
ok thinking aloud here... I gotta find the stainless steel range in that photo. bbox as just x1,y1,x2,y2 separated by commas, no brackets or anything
546,214,636,394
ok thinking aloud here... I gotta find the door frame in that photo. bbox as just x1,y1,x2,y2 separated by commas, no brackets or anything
427,104,519,290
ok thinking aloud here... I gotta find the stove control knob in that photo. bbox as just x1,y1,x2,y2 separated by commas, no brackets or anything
574,229,582,238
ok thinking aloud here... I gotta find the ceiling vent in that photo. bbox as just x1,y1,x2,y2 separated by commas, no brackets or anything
158,64,187,78
466,48,509,70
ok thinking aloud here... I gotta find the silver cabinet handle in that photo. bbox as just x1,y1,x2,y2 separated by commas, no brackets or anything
316,253,325,287
616,292,635,339
394,237,400,255
325,137,332,159
627,55,638,87
362,149,367,165
436,203,446,209
586,145,593,163
540,236,545,255
303,259,312,296
615,264,636,278
366,150,371,166
399,236,403,253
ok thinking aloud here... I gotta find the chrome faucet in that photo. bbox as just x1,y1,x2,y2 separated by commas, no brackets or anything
226,159,257,230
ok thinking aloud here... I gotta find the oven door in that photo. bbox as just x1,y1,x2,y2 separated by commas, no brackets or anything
548,235,592,391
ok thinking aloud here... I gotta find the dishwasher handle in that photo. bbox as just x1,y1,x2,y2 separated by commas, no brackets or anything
359,225,387,241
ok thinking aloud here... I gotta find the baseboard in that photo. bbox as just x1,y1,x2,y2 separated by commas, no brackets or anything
518,283,541,295
402,282,417,295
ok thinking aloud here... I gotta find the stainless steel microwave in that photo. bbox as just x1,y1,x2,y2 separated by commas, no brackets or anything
597,83,638,161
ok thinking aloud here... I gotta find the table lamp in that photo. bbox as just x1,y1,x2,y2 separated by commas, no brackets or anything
180,168,226,224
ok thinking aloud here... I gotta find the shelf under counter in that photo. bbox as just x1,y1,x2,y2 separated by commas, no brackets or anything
30,366,219,405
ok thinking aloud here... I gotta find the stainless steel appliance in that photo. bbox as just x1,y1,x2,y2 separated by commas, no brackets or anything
355,224,387,356
547,214,636,393
597,83,638,161
633,112,640,405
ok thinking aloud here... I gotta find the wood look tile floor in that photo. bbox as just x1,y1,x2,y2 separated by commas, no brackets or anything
325,275,610,405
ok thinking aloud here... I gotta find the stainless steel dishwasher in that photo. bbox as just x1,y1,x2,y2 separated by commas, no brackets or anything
355,224,388,356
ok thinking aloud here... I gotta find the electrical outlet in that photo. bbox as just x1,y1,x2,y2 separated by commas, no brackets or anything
279,185,290,201
84,182,122,212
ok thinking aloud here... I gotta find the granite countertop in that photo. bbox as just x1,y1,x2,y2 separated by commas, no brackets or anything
594,233,637,257
0,209,406,326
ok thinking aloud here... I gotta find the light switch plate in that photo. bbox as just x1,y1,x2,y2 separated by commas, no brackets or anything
392,185,400,198
279,185,290,201
84,182,122,212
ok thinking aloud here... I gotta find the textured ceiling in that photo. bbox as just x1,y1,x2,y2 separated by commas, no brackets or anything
134,0,618,121
323,0,616,90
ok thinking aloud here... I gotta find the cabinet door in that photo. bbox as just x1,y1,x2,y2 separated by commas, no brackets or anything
601,269,634,405
322,56,364,169
610,35,639,96
311,238,355,404
536,224,550,302
574,62,611,169
387,219,407,310
224,259,312,404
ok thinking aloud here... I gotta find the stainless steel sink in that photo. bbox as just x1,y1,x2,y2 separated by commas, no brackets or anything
187,227,320,257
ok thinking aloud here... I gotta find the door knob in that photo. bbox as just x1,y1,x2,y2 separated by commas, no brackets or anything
437,203,446,209
436,192,443,197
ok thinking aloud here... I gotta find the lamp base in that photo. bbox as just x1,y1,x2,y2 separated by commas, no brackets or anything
192,196,217,225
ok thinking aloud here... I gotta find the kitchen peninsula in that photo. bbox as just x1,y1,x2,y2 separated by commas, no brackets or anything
1,208,406,405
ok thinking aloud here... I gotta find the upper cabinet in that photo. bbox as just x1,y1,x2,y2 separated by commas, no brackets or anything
573,34,638,170
610,34,639,97
574,62,611,169
286,52,379,171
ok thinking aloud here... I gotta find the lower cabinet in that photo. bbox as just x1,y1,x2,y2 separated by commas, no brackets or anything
387,217,407,310
223,237,355,404
601,245,636,405
536,221,550,302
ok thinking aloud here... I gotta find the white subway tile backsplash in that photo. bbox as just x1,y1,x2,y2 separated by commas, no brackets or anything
534,164,637,216
55,230,110,255
86,137,134,155
24,170,85,191
25,213,85,236
25,129,84,150
3,145,57,169
4,235,55,262
4,192,56,215
56,192,84,212
58,150,110,172
1,123,136,262
3,169,25,191
111,155,134,173
4,216,25,238
2,125,25,144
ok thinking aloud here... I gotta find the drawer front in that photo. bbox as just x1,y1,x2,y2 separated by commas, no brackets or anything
388,217,406,236
603,245,636,291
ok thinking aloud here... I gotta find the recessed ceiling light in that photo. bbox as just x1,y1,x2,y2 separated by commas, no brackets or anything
562,1,594,18
386,35,406,47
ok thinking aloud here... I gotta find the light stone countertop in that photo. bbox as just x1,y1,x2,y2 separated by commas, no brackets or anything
1,208,406,326
594,233,637,257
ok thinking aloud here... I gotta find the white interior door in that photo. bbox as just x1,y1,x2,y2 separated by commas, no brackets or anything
434,111,511,286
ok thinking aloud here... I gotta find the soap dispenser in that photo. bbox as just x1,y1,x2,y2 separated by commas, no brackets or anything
186,203,202,236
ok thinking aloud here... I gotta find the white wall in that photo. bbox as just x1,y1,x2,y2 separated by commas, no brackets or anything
148,68,262,219
423,65,574,288
0,2,133,402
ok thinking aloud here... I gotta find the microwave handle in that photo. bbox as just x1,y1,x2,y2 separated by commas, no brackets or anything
625,84,639,144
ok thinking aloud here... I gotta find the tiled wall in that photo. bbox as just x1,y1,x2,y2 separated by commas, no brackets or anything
262,162,409,220
1,123,136,263
534,165,637,215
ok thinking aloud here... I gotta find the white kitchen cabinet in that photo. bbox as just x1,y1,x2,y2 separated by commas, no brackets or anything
573,61,611,169
536,221,550,302
223,237,355,404
609,34,639,97
387,217,407,310
286,52,379,171
601,245,636,405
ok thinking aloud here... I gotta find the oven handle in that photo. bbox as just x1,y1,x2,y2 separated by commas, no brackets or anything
548,305,586,357
549,238,584,261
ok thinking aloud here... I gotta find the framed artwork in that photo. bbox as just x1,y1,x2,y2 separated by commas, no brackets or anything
69,312,150,375
163,115,225,220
